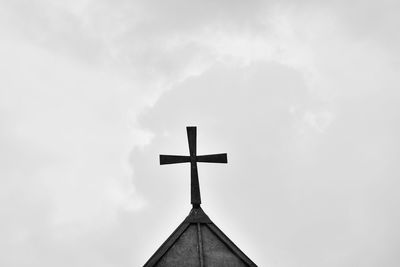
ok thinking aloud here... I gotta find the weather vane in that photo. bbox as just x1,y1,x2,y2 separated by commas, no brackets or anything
160,126,228,208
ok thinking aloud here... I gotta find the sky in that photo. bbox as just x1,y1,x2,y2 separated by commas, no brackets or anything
1,0,400,266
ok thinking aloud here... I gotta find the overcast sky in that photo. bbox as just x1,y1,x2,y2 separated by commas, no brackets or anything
1,0,400,266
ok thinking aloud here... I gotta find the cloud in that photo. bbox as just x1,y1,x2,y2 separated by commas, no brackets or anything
1,0,400,266
0,34,146,266
130,3,400,266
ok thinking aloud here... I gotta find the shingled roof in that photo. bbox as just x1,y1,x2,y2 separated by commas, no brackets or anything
143,207,257,266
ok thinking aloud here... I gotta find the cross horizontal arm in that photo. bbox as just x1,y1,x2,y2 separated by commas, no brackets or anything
197,153,228,163
160,155,191,165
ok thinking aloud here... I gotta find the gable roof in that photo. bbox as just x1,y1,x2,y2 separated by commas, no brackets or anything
143,207,257,267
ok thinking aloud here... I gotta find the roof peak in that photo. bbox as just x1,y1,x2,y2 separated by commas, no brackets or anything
143,207,257,266
184,206,212,224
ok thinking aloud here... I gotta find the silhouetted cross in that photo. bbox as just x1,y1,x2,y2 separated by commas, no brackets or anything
160,126,228,208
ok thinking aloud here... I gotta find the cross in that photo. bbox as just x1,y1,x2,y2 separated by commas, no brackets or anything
160,126,228,208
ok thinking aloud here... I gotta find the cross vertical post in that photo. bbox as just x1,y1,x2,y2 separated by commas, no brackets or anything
160,126,228,208
187,127,201,207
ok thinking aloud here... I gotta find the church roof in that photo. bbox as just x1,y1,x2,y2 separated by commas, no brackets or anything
143,207,257,267
143,127,257,266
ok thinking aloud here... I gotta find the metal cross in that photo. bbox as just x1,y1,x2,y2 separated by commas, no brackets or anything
160,126,228,208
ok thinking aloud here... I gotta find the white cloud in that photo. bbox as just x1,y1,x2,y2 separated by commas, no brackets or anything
0,36,147,265
302,110,335,133
1,0,400,266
